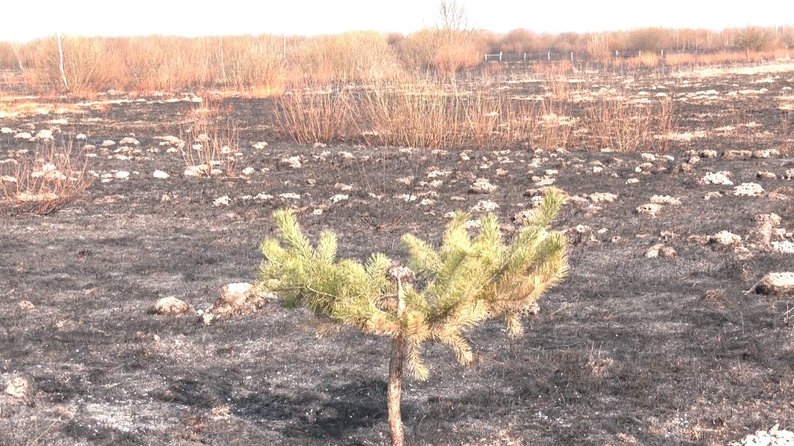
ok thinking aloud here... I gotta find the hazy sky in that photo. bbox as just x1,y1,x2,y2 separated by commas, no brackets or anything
1,0,790,42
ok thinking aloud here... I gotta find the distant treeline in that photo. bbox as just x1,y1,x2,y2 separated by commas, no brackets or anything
0,25,791,93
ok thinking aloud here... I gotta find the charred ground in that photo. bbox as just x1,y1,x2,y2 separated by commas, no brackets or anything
1,65,793,445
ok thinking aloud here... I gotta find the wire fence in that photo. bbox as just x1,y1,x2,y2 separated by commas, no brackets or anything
482,49,721,63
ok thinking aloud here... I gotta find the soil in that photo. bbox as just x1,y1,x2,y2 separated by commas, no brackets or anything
1,64,794,445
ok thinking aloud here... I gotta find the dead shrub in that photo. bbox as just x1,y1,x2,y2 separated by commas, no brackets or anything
0,141,92,215
217,35,285,92
289,32,401,86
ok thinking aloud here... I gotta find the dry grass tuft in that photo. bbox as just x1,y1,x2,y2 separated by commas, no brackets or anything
180,109,239,177
0,141,92,215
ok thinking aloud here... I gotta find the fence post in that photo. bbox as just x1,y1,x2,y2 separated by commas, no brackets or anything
523,52,526,62
570,51,574,62
499,52,503,62
548,51,551,61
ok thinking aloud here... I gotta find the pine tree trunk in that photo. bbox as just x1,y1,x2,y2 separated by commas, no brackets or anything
387,334,405,446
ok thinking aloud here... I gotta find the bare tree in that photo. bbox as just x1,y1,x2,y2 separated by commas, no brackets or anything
57,33,69,91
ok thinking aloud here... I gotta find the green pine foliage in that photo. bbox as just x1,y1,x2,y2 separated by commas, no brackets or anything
257,187,569,380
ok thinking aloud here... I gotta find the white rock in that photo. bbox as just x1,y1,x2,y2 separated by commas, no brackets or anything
221,282,253,306
338,151,355,160
471,200,499,213
5,377,30,401
700,172,734,186
626,178,639,185
636,203,662,217
734,183,764,197
101,140,116,147
184,165,209,177
155,135,183,146
755,272,794,295
13,132,32,139
513,210,533,225
241,167,256,176
470,178,497,194
785,169,794,180
153,170,170,179
771,241,794,254
213,195,231,206
711,231,742,245
645,244,676,258
650,195,681,205
752,149,779,159
0,127,14,134
281,156,301,169
119,137,139,145
35,129,53,140
589,192,618,203
394,193,416,202
279,193,301,200
114,171,130,179
733,428,794,446
330,194,349,203
151,296,191,315
335,183,353,191
640,153,656,162
75,133,87,140
253,141,268,150
255,193,273,201
426,169,451,179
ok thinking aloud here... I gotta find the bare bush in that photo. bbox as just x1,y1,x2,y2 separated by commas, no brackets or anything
0,142,92,215
217,35,285,92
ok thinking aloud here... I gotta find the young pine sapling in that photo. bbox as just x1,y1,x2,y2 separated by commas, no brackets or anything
256,187,569,446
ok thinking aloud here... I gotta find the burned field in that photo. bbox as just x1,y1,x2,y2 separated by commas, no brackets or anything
1,64,794,445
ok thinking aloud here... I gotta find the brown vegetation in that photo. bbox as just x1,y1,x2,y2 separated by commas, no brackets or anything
2,25,791,95
0,141,92,215
180,101,239,177
275,81,582,151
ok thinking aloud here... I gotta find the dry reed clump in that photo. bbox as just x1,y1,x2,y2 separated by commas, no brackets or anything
0,141,93,215
180,100,239,177
276,88,354,145
584,97,675,152
276,81,579,151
